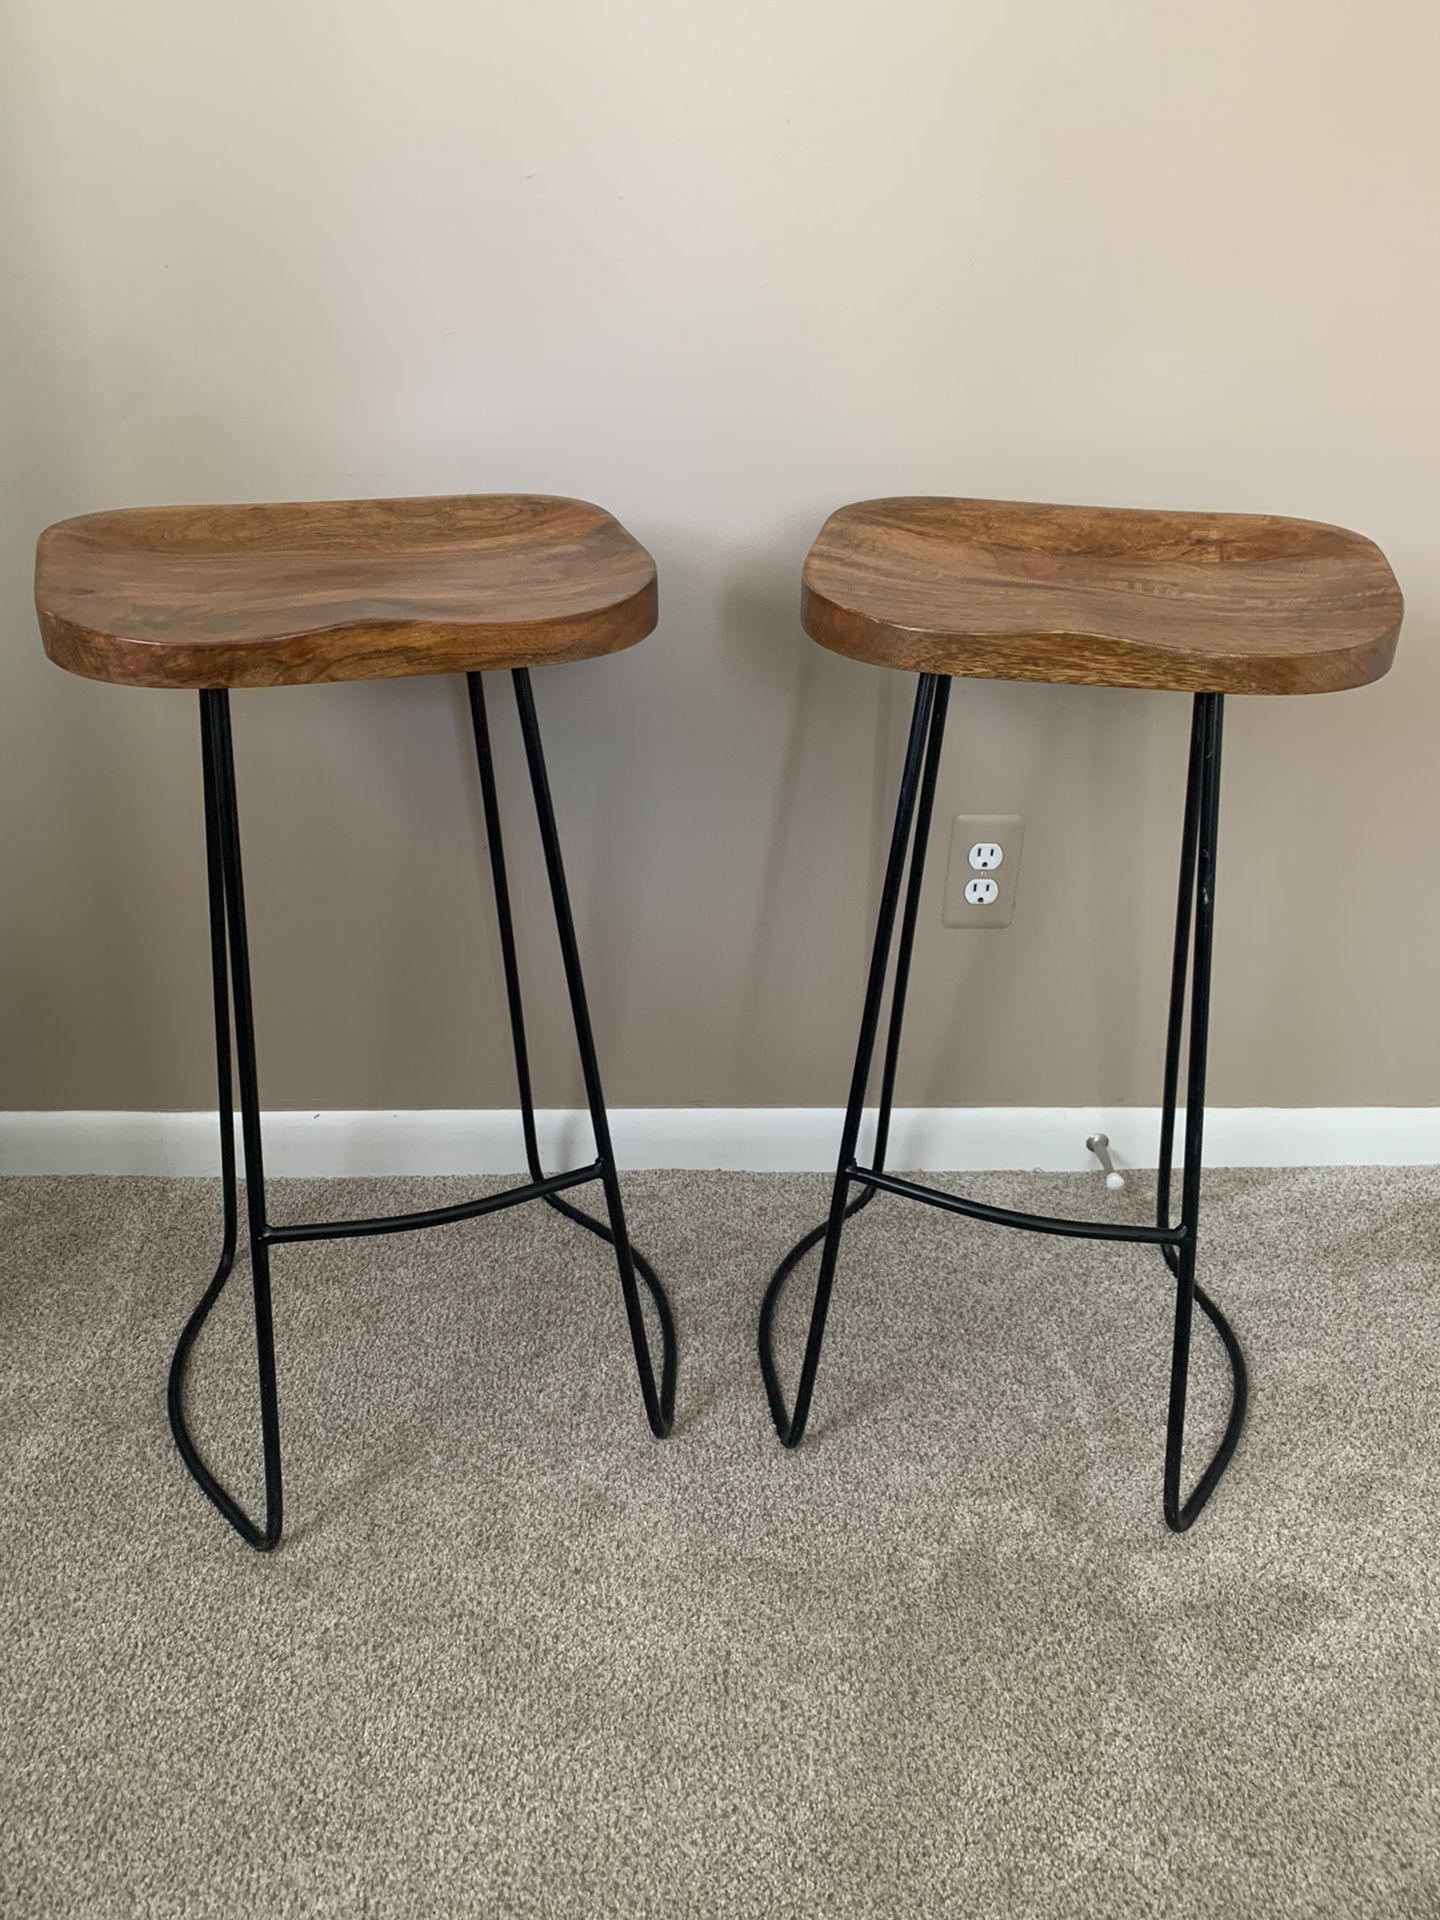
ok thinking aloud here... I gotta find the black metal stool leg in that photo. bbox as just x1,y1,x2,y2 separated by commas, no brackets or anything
167,673,674,1549
1156,696,1205,1231
466,675,550,1184
757,680,1247,1530
1160,693,1248,1530
509,669,676,1437
759,673,949,1445
167,691,283,1551
872,680,952,1178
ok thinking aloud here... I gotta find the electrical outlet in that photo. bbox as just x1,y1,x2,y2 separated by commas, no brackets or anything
943,815,1023,927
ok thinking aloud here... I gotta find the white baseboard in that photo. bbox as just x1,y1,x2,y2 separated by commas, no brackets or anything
2,1106,1438,1177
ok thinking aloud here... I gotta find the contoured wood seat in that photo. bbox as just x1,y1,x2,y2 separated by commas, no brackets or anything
35,494,657,690
802,497,1402,695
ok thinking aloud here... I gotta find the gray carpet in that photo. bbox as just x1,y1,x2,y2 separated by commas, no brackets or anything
1,1168,1437,1918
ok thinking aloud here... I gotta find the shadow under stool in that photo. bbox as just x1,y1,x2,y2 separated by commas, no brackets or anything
35,493,676,1550
759,496,1402,1530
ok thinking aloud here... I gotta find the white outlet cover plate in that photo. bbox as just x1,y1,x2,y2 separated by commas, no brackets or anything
943,814,1023,927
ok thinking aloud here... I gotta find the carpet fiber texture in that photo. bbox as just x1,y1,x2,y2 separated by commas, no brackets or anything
1,1167,1437,1918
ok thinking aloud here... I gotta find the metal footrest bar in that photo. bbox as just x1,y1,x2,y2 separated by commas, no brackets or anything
851,1166,1185,1246
263,1165,604,1245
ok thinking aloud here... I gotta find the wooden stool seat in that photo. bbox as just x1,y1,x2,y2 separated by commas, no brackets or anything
35,494,657,690
803,497,1402,695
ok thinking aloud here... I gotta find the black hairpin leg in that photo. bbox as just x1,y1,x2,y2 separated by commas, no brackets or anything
167,691,283,1551
759,673,950,1445
1157,693,1248,1529
758,679,1247,1531
468,670,675,1438
168,675,674,1551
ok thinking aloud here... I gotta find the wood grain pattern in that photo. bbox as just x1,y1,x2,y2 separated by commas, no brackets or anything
35,494,658,689
802,498,1403,694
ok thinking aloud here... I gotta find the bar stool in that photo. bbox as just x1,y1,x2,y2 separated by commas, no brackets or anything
759,496,1402,1530
35,494,676,1550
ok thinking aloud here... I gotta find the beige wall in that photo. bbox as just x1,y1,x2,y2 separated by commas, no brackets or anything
3,0,1437,1115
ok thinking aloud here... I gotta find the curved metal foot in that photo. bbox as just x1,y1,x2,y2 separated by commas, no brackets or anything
167,1243,282,1552
758,1184,879,1445
543,1188,676,1436
1161,1246,1249,1532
